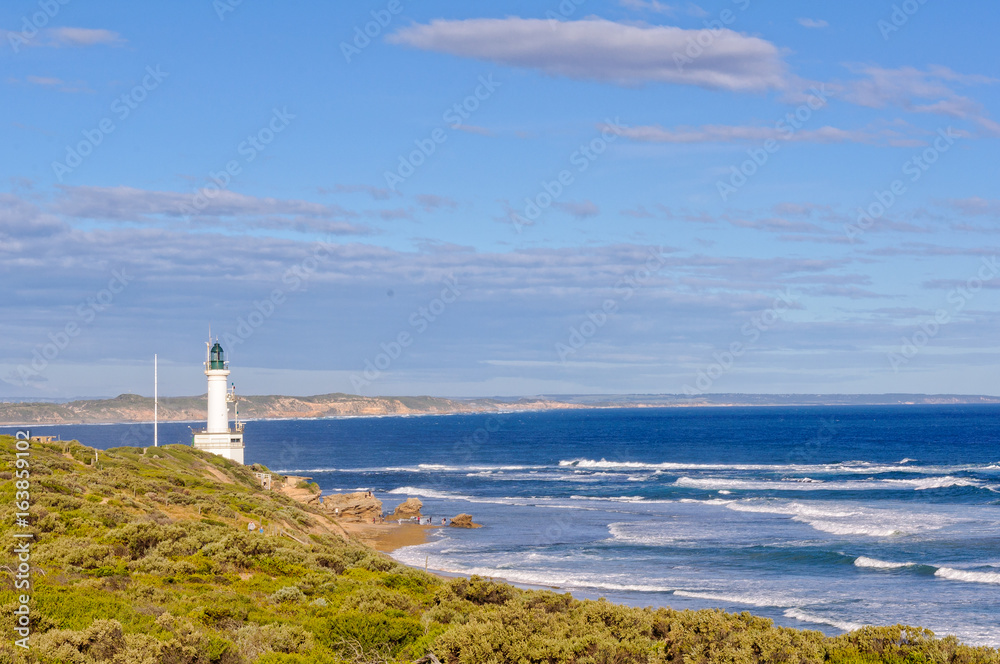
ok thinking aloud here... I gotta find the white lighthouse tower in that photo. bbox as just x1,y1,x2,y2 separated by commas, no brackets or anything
191,340,245,464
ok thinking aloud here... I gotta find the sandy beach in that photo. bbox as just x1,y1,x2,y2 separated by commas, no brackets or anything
341,520,438,553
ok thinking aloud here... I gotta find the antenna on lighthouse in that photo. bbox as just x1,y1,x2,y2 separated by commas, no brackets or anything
154,354,159,447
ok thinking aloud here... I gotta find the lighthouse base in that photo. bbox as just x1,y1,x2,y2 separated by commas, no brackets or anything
192,431,244,465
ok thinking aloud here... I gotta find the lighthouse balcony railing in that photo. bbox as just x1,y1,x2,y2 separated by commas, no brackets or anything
204,360,230,371
191,427,243,435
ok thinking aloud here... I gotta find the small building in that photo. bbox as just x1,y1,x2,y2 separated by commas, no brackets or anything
29,435,59,444
191,340,245,464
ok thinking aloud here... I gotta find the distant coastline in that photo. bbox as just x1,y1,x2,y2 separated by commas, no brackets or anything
2,391,999,426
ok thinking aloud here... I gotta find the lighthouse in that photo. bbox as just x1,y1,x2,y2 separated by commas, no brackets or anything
191,340,245,464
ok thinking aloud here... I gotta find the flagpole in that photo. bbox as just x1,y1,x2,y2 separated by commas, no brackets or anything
154,354,159,447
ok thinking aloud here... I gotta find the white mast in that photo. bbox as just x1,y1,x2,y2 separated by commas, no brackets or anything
154,354,159,447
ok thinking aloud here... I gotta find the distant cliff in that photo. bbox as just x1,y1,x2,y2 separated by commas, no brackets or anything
3,391,998,425
0,392,582,425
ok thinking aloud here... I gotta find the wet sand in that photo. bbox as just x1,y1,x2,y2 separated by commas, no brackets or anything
341,520,439,553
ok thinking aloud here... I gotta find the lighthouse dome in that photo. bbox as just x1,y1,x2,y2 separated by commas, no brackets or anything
209,342,225,370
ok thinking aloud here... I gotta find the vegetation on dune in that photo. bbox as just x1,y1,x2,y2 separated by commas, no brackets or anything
1,436,998,664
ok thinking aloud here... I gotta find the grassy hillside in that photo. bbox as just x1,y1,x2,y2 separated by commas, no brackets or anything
1,436,998,664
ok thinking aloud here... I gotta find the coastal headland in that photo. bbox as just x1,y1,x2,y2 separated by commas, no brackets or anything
3,391,1000,426
1,435,997,662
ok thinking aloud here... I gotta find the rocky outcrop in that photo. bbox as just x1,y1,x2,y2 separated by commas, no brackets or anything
449,513,482,529
390,497,423,520
321,492,382,522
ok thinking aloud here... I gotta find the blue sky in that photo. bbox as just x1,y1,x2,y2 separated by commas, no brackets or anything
2,0,999,399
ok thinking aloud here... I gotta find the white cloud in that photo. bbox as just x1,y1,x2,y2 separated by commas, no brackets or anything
556,200,600,218
46,27,124,47
52,185,372,236
48,27,123,47
326,184,396,200
610,122,925,147
840,65,999,136
620,0,676,14
797,18,829,29
388,17,788,92
25,76,63,86
415,194,458,212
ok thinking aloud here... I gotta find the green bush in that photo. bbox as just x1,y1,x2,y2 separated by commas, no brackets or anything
448,575,516,606
234,622,315,660
323,610,423,659
269,586,306,604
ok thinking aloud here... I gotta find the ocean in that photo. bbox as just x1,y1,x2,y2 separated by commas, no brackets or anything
7,405,1000,646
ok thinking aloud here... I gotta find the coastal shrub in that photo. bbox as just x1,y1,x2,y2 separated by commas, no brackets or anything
66,442,97,465
323,610,423,659
358,552,400,573
130,553,197,576
31,619,165,664
270,586,306,604
424,598,473,626
202,531,279,569
292,571,339,598
36,493,83,510
448,575,516,606
38,540,115,570
234,622,315,660
110,522,190,558
340,585,417,615
313,552,348,574
824,625,984,664
523,590,574,614
191,602,249,629
35,512,66,534
271,546,310,565
382,569,435,597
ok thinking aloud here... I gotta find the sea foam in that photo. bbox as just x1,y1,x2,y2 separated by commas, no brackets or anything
783,608,866,633
853,556,917,569
934,567,1000,585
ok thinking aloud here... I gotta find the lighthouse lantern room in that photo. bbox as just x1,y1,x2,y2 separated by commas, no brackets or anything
192,340,245,464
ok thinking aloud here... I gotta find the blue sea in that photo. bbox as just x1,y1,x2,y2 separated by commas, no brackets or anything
7,406,1000,646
